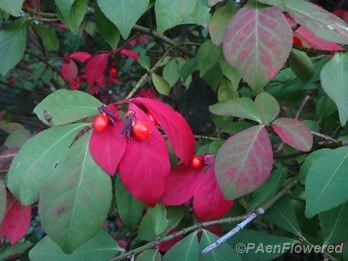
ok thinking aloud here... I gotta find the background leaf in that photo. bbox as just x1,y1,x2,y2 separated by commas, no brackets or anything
254,92,280,124
115,175,146,231
286,0,348,44
138,203,169,241
34,90,101,126
305,146,348,218
0,0,24,16
319,203,348,245
96,0,149,39
209,4,239,46
191,0,210,25
155,0,197,34
197,40,221,77
0,18,27,75
29,230,123,261
39,133,112,253
222,4,292,89
152,73,171,95
0,181,6,224
289,49,314,82
320,53,348,126
4,128,31,149
163,232,199,261
257,0,286,11
263,195,302,237
209,97,262,123
272,118,313,151
33,24,59,51
215,125,273,199
199,230,242,261
84,54,109,87
0,241,33,260
7,123,87,205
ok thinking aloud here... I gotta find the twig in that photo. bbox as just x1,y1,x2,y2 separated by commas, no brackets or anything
311,131,341,145
295,94,310,120
194,135,221,141
0,152,17,160
0,80,46,95
201,175,299,254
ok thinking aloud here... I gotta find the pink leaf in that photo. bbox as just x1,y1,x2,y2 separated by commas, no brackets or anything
89,105,127,176
272,118,313,152
162,164,202,206
119,103,171,207
70,51,92,62
84,54,109,87
193,165,234,221
2,193,31,245
61,60,78,83
223,5,292,89
119,49,139,61
296,26,343,51
215,125,273,199
132,97,195,165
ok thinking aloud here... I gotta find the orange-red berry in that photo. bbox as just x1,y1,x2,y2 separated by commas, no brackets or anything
132,120,151,140
93,113,109,132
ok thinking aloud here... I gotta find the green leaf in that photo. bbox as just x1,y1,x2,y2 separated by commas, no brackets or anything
0,241,33,260
247,168,287,211
0,18,27,75
180,58,197,82
0,0,24,16
152,73,171,95
199,230,242,261
136,250,162,261
138,55,151,70
289,49,314,82
39,133,112,253
209,97,262,123
254,92,280,124
209,4,239,45
191,0,210,25
228,229,298,261
34,90,101,126
320,53,348,126
56,0,88,34
155,0,197,34
4,128,31,148
319,203,348,245
165,206,186,233
217,79,238,102
0,180,6,224
197,40,221,77
218,56,241,89
305,146,348,218
263,195,302,236
29,230,123,261
97,0,149,39
115,175,146,231
94,3,120,49
285,0,348,44
299,149,331,184
7,123,87,205
163,232,199,261
138,203,169,241
33,24,59,51
163,58,180,87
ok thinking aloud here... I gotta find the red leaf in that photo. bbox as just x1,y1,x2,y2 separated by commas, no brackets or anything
1,193,31,245
132,98,195,165
193,165,234,221
272,118,313,152
119,103,171,207
222,5,292,89
119,48,139,61
215,125,273,199
84,54,109,87
296,26,343,51
61,60,78,83
89,105,127,176
70,51,92,62
162,164,202,206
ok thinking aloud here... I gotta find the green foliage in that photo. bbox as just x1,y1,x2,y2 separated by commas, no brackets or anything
0,0,24,17
163,232,199,261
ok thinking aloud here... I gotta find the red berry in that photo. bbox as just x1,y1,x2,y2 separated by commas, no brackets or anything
93,113,109,132
109,68,117,78
132,120,151,141
190,155,204,170
23,1,30,7
146,111,158,126
293,36,302,46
